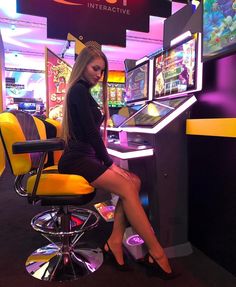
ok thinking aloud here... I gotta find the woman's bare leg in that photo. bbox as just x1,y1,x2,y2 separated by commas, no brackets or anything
104,172,141,265
91,165,171,272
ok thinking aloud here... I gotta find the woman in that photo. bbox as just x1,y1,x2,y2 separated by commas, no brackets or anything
58,45,176,279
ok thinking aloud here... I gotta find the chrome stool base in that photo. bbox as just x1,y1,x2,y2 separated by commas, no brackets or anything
26,243,103,281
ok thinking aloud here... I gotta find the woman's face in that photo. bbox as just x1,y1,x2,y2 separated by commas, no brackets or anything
83,57,105,86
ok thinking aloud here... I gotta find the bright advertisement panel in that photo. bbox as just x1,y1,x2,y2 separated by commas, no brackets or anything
46,48,72,121
203,0,236,61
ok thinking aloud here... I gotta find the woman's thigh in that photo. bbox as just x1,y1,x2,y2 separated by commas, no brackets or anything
91,168,140,199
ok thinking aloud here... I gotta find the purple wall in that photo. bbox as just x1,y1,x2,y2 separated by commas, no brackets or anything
188,53,236,276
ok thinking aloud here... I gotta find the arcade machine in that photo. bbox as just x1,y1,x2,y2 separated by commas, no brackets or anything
106,32,203,259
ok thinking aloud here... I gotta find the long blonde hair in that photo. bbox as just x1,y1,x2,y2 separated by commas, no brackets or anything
62,46,109,144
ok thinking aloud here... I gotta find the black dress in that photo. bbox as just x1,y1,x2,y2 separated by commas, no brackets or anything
58,80,113,183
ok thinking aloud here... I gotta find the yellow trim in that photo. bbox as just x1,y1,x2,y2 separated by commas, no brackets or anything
186,118,236,138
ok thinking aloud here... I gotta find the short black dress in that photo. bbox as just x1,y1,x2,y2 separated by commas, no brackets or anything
58,80,113,183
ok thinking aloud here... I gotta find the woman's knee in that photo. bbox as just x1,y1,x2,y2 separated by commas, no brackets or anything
130,173,141,192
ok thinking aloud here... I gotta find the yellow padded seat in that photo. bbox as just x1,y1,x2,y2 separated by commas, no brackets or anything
27,173,94,195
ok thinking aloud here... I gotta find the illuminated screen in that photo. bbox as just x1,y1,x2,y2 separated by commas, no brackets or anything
108,104,144,128
5,68,45,100
91,82,125,108
203,0,236,61
154,35,198,98
121,102,172,127
125,61,149,103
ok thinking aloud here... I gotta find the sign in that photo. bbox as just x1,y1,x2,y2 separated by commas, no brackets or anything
45,48,72,120
17,0,171,46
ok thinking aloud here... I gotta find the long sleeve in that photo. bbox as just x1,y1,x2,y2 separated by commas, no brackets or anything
68,82,113,167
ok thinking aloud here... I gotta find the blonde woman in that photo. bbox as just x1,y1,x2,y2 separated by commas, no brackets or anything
58,46,176,279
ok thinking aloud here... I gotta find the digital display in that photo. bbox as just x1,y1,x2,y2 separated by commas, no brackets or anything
91,82,125,108
121,102,172,127
18,102,37,112
154,36,197,98
125,61,149,103
203,0,236,61
108,104,144,128
5,69,45,100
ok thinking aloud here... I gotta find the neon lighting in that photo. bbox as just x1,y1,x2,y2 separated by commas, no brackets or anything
121,95,197,134
107,148,154,159
170,31,192,47
0,0,18,19
148,58,154,101
53,0,83,5
136,56,149,66
1,27,32,48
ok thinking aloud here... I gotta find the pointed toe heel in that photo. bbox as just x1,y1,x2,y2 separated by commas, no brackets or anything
103,242,131,272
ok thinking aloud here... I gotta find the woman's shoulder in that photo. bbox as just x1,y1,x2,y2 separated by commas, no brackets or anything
69,81,89,100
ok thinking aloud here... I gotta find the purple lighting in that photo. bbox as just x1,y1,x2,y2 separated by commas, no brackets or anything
126,234,144,246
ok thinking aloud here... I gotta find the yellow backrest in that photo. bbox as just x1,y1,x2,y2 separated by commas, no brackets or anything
0,111,47,176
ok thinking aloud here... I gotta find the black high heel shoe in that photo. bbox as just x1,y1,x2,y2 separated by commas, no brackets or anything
138,253,179,280
103,242,131,272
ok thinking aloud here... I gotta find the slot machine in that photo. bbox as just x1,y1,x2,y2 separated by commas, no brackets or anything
106,33,203,259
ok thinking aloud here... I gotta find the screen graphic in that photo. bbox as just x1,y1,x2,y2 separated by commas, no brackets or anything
5,68,46,113
91,82,125,108
121,102,172,128
108,104,144,128
125,61,149,103
154,36,197,98
203,0,236,61
46,48,72,121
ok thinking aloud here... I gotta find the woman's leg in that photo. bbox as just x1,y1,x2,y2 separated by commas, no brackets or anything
104,171,141,265
91,167,171,273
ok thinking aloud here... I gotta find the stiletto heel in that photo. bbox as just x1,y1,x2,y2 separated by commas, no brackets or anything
138,253,179,280
103,242,131,272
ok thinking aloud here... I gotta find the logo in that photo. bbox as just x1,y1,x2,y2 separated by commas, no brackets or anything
53,0,83,5
53,0,128,7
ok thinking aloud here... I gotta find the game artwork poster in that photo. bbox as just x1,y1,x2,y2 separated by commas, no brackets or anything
46,48,72,121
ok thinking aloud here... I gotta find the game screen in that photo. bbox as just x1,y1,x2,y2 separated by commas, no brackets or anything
121,102,173,127
108,104,144,128
125,61,149,103
203,0,236,61
5,68,46,111
91,82,125,108
154,36,197,98
5,69,45,99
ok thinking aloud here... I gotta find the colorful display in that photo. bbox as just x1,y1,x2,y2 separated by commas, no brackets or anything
46,48,72,121
203,0,236,61
121,102,173,127
154,36,197,98
91,82,125,108
108,104,144,128
5,68,45,112
125,61,149,103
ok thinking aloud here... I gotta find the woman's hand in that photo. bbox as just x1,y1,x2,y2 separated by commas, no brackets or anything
109,163,130,181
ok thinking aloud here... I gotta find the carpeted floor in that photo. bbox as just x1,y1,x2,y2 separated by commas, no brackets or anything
0,165,235,287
